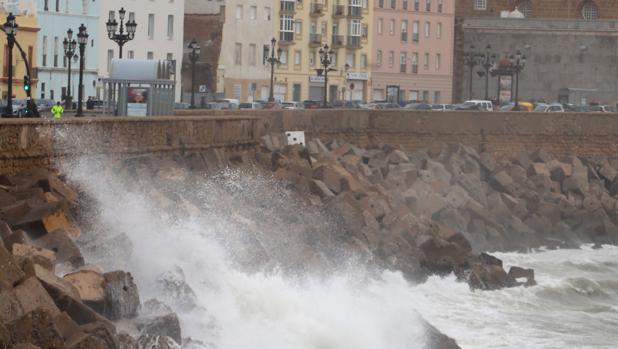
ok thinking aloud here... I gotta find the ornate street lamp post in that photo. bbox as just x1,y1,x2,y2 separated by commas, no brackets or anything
106,7,137,59
266,38,282,102
2,13,17,117
76,24,88,117
478,44,496,101
63,29,77,109
463,44,480,101
187,39,201,109
510,50,526,110
318,44,335,108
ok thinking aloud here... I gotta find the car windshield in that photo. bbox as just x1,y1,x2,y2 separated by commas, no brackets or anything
239,103,252,108
463,101,476,106
533,105,548,112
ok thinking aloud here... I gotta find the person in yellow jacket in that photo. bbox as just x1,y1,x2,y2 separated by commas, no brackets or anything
51,102,64,119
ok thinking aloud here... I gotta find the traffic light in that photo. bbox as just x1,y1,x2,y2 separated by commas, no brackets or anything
23,75,30,92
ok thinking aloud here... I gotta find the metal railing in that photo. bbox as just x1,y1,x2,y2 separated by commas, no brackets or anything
346,36,361,48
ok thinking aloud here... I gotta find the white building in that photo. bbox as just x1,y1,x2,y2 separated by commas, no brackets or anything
97,0,184,101
185,0,223,14
217,0,273,102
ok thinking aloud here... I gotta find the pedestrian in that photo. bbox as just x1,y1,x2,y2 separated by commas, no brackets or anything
51,101,64,119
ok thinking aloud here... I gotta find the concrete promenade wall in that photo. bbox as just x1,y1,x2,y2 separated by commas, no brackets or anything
0,116,258,174
2,110,618,173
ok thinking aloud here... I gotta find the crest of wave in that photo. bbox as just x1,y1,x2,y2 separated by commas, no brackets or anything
61,154,431,349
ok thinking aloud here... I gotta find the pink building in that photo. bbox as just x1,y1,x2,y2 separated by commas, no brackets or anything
371,0,454,103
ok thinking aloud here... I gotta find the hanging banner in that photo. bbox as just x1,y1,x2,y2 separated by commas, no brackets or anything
498,76,512,103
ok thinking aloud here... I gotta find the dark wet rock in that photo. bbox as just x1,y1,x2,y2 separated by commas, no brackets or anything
137,312,182,345
153,267,198,312
103,271,140,321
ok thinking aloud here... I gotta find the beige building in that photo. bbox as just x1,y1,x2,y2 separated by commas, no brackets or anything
217,0,273,102
272,0,373,102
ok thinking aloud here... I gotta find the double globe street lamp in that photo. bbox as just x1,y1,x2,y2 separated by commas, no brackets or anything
317,44,336,108
509,50,526,110
477,44,496,101
106,7,137,59
2,13,17,117
463,45,480,101
266,38,282,102
63,29,77,109
75,24,88,117
187,39,201,109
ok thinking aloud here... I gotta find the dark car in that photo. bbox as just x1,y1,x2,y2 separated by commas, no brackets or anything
331,100,363,109
404,103,432,110
303,100,321,109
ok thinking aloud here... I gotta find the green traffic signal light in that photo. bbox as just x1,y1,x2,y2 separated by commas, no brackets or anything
23,75,30,91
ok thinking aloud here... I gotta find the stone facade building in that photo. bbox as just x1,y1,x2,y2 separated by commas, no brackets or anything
453,0,618,104
371,0,454,103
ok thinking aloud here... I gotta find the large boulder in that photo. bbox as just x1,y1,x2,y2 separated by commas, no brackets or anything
63,270,106,313
418,236,472,276
507,266,536,287
136,313,182,345
102,271,140,321
467,263,508,291
13,277,60,316
7,309,65,349
34,229,84,268
0,238,24,290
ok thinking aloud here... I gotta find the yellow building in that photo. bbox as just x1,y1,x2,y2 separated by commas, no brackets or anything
273,0,372,103
0,11,39,101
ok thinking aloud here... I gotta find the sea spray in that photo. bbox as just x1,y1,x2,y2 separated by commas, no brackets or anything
64,157,434,348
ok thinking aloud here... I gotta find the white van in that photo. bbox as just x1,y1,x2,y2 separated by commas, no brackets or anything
462,100,494,111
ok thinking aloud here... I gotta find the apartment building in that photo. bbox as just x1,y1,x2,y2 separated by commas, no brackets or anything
36,0,98,102
1,6,39,100
272,0,373,102
97,0,184,101
217,0,273,101
371,0,454,103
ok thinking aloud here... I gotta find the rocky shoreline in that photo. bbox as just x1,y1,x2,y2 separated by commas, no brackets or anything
2,133,617,348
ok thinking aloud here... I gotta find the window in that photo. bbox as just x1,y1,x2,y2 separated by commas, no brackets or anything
263,45,269,64
438,0,443,13
412,21,419,41
391,0,396,9
422,90,429,102
331,52,337,66
128,50,134,59
474,0,487,10
280,49,288,64
249,44,257,66
517,1,532,17
280,15,294,41
44,0,48,10
436,53,441,70
235,43,242,65
346,52,355,68
250,6,257,20
401,20,408,41
378,18,383,35
379,0,384,7
294,50,301,65
166,53,173,62
65,0,69,13
388,50,394,66
434,91,441,103
411,52,418,73
581,1,598,20
167,15,174,39
437,22,442,38
377,50,382,65
424,52,430,69
53,37,58,67
425,22,430,37
350,19,362,36
147,51,154,60
400,52,407,73
82,0,88,15
389,19,395,35
403,0,408,10
42,36,47,67
107,49,113,72
264,6,271,20
426,0,431,11
410,90,419,101
309,51,316,66
414,0,420,10
361,53,367,68
236,5,243,19
148,14,155,39
55,0,59,11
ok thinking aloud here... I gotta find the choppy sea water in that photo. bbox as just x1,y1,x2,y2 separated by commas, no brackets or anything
65,160,618,349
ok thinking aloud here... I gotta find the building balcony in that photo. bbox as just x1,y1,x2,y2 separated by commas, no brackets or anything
309,33,323,47
279,31,295,45
332,5,345,17
347,6,362,18
310,3,325,16
280,0,296,14
331,35,345,48
346,36,361,49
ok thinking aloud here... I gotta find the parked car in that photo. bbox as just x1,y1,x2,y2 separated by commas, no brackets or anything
302,100,321,109
533,103,565,112
331,100,363,109
215,99,239,109
239,102,263,109
431,104,454,111
589,105,617,113
500,102,533,112
404,103,432,110
363,102,400,109
453,103,481,111
262,101,283,110
281,101,303,109
36,99,55,113
462,100,493,111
